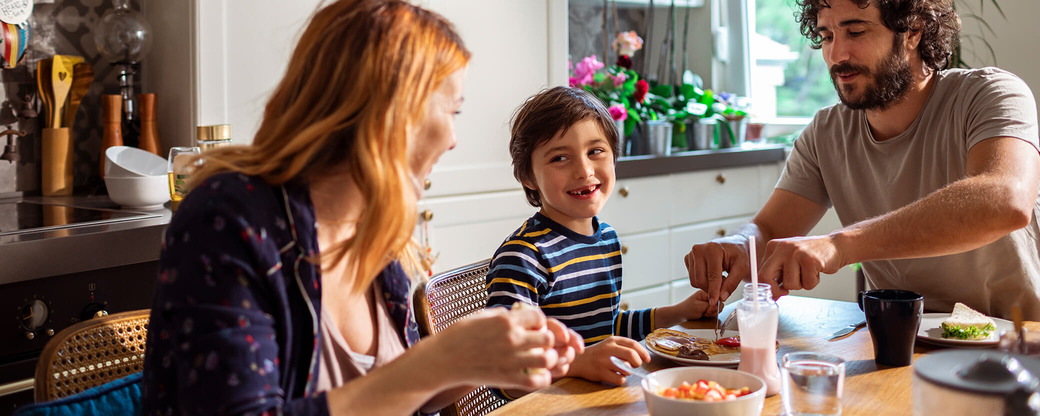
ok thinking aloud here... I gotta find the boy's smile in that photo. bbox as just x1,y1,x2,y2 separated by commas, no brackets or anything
527,119,615,235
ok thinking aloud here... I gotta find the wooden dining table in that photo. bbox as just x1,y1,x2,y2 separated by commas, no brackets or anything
486,295,1037,416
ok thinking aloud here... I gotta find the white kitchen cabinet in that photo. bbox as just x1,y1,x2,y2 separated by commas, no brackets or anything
617,230,670,291
670,166,761,225
144,0,559,197
619,285,670,312
417,190,534,275
600,176,673,235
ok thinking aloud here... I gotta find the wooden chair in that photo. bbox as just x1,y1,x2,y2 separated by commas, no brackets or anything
34,309,150,402
414,259,506,416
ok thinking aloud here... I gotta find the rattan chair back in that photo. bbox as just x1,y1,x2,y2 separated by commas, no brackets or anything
34,309,150,402
414,259,506,416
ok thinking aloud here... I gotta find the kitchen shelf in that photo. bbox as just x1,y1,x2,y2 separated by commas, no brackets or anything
573,0,705,8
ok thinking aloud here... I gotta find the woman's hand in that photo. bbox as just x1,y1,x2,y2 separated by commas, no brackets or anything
544,318,584,378
565,336,649,386
420,305,564,391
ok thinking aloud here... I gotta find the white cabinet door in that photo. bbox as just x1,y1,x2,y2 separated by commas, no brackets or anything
418,190,535,274
619,285,670,312
618,230,670,291
599,175,673,236
670,167,761,225
420,0,553,197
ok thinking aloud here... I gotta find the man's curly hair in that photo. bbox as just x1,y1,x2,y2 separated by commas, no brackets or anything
795,0,961,71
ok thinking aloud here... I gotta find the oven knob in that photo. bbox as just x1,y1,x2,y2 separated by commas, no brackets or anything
24,331,34,340
80,303,108,321
19,299,50,331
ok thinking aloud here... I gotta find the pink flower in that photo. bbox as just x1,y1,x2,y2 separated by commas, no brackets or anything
569,55,604,87
610,72,627,87
608,104,627,122
612,31,644,57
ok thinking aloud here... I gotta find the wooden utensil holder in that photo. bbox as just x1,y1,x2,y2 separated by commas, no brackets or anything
42,127,73,196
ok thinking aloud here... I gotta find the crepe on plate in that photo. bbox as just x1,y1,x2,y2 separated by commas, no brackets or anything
645,328,739,360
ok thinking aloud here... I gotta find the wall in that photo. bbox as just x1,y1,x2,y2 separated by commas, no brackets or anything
957,0,1040,109
0,0,134,196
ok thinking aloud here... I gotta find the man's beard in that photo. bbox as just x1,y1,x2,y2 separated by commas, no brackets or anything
829,34,914,110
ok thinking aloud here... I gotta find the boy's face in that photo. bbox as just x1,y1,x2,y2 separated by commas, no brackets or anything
526,119,615,235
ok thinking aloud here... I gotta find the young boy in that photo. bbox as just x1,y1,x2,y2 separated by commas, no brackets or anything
486,86,711,394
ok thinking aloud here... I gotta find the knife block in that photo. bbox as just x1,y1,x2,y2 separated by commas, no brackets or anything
42,127,73,196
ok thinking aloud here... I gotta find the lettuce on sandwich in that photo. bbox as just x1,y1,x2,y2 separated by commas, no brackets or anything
940,302,997,340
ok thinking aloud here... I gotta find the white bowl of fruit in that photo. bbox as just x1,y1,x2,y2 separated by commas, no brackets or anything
642,366,765,416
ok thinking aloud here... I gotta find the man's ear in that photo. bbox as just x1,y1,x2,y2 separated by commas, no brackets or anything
905,29,923,52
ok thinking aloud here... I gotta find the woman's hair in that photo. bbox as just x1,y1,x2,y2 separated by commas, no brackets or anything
795,0,960,71
189,0,470,291
509,86,620,207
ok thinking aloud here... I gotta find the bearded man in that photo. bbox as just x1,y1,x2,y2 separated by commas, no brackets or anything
684,0,1040,319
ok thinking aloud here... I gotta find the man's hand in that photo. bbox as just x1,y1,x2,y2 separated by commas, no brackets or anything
759,234,845,298
684,235,752,313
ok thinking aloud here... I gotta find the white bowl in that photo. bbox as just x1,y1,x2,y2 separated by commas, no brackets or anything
105,175,170,209
642,367,766,416
105,146,167,177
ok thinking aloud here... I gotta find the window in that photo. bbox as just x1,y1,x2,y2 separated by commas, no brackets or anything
747,0,837,122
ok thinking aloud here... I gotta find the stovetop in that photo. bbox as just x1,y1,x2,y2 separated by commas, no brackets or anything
0,200,157,237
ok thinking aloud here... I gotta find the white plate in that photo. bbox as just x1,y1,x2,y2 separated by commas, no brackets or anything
645,329,741,366
916,312,1012,347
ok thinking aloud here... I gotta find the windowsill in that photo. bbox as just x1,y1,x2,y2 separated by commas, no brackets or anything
751,117,811,141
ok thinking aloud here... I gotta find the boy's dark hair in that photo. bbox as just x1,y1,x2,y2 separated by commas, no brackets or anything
795,0,960,71
509,86,620,207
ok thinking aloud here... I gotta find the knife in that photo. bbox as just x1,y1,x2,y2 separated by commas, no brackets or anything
828,319,867,340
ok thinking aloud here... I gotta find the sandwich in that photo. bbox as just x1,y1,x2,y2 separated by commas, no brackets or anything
940,302,997,340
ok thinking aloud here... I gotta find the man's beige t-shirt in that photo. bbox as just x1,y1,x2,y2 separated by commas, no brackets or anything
778,67,1040,319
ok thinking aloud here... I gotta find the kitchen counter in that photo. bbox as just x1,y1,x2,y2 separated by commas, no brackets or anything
616,143,787,179
0,195,171,285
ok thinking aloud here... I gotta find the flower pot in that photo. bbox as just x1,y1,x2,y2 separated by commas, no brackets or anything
690,118,715,150
718,117,748,149
646,120,672,157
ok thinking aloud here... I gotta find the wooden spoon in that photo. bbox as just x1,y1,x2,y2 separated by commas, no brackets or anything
64,62,94,128
50,55,73,129
35,58,52,128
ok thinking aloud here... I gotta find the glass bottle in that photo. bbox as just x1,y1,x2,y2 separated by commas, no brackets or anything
167,146,201,211
736,282,782,396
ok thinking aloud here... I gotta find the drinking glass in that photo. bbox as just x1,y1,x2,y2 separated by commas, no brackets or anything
167,146,201,210
781,352,846,416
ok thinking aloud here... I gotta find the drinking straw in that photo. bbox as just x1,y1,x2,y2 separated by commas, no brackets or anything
750,237,759,311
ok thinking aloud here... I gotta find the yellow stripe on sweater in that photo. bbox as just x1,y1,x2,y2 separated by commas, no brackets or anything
502,240,539,252
487,278,538,295
541,291,619,308
548,250,622,273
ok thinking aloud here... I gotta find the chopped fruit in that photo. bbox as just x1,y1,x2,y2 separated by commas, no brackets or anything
657,378,753,401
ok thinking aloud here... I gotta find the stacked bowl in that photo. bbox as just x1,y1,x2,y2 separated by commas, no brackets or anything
104,146,170,210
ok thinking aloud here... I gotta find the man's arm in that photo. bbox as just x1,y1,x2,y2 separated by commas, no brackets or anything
760,137,1040,295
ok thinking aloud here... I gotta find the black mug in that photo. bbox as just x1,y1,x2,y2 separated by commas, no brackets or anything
858,289,924,367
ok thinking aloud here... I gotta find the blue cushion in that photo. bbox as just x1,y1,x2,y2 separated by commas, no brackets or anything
14,372,142,416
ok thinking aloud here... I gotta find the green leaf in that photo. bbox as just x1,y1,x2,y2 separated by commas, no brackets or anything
651,84,672,98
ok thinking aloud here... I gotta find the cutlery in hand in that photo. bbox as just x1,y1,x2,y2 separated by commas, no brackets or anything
828,319,867,340
610,356,658,390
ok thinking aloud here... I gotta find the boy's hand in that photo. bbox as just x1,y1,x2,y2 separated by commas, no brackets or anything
565,336,649,386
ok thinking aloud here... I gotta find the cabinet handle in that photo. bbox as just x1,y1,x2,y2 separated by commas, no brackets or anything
620,302,630,311
421,209,434,222
423,178,432,190
621,245,629,254
715,173,726,184
619,186,630,197
716,228,726,237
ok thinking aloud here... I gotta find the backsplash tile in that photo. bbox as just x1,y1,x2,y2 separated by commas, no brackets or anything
0,0,139,196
